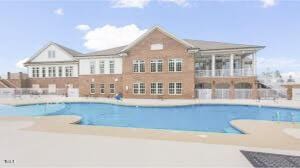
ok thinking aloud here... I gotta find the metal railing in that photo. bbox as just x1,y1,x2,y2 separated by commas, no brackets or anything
215,89,230,99
235,89,252,99
234,68,254,76
258,88,287,99
196,89,212,99
0,88,67,98
195,68,254,77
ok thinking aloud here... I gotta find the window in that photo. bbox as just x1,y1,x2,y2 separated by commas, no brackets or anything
150,43,163,50
48,67,53,77
109,84,115,94
65,66,73,77
48,50,56,58
58,66,63,77
90,83,96,94
133,83,145,95
90,61,96,74
52,67,56,77
151,59,163,72
151,82,163,95
169,59,182,72
109,60,115,74
48,67,55,77
133,60,145,73
36,67,39,77
42,67,46,77
100,84,105,94
99,61,105,74
32,67,39,78
169,82,182,95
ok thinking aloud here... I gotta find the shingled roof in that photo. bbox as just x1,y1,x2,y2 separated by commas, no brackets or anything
183,39,264,51
54,42,82,56
80,45,127,57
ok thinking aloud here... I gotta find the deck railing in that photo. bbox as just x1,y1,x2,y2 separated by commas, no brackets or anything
195,68,254,77
0,88,67,98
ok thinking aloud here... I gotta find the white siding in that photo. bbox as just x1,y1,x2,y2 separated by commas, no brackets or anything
28,64,78,78
31,45,74,62
79,57,122,75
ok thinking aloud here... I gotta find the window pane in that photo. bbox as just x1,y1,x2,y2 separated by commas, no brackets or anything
176,61,182,72
157,83,163,94
157,61,163,72
176,83,182,94
140,61,145,72
151,83,156,94
140,83,145,94
133,84,139,94
99,61,105,74
169,83,175,95
110,84,115,93
109,60,115,74
169,60,175,72
150,62,156,72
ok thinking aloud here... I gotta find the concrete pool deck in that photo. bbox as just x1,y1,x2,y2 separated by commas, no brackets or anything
0,97,300,167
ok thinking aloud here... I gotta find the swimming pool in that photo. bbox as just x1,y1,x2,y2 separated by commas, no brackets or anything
0,103,300,134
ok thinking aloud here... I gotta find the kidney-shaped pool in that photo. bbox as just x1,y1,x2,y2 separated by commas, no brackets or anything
0,103,300,134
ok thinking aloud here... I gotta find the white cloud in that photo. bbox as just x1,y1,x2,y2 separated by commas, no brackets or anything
16,57,29,71
75,24,91,31
54,8,64,15
83,24,147,51
159,0,189,7
111,0,151,8
260,0,277,8
111,0,188,8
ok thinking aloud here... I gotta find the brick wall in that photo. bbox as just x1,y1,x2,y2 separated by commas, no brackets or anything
78,75,122,97
122,29,195,99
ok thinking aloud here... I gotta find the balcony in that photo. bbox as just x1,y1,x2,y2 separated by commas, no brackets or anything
195,68,254,77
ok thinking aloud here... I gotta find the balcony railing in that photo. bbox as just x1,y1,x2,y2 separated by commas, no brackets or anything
195,68,254,77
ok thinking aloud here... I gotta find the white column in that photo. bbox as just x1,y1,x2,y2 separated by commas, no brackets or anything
230,54,234,76
212,54,215,77
253,52,257,75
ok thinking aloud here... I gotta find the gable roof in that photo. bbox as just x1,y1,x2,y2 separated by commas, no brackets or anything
183,39,264,51
54,43,82,56
121,26,194,52
25,42,81,64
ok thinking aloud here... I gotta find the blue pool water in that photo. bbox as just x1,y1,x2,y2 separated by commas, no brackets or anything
0,103,300,134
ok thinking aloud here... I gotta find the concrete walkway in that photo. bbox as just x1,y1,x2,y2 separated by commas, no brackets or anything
0,120,300,167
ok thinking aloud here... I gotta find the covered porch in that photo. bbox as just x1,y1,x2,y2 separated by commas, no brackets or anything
194,51,257,77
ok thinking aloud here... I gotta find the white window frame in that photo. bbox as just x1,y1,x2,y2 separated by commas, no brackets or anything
90,61,96,74
42,67,46,77
58,66,63,77
133,60,145,73
150,59,163,72
109,84,115,94
169,82,182,95
65,66,73,77
48,50,56,58
90,83,96,94
151,82,163,95
100,84,105,94
133,82,145,95
48,67,53,77
109,60,115,74
52,66,56,77
99,60,105,74
169,58,183,72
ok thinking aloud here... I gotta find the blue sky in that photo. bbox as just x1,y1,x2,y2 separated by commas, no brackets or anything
0,0,300,79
